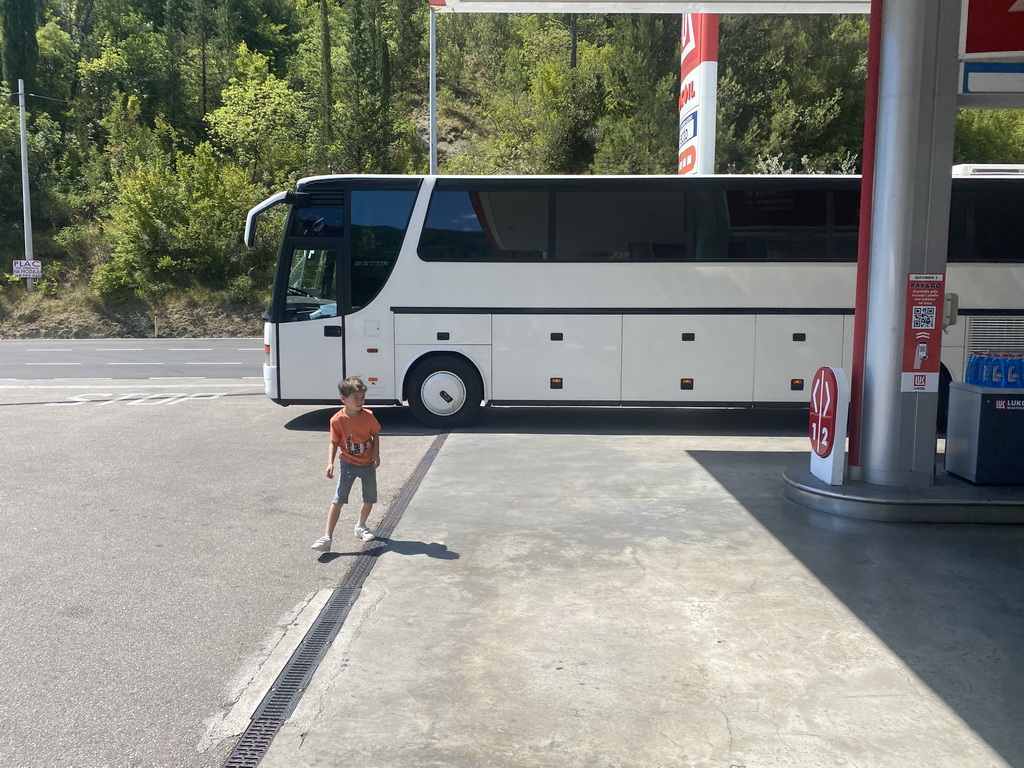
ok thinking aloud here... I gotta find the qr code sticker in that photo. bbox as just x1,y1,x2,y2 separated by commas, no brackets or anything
912,305,936,330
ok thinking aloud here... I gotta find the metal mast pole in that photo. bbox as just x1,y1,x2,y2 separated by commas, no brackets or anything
18,79,35,292
855,0,960,486
429,10,438,175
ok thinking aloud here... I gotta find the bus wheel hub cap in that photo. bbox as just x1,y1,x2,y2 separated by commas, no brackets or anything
422,372,466,415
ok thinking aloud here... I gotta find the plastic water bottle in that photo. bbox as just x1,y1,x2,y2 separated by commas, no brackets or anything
1005,356,1023,388
991,355,1006,387
965,353,982,385
980,355,995,386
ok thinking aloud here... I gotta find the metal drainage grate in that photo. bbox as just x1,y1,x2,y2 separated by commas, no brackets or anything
222,432,448,767
251,586,362,722
223,719,282,768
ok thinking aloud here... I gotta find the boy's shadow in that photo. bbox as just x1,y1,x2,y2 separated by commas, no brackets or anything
317,539,459,563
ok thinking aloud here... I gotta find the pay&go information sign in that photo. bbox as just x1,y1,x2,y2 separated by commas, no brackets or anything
901,273,945,393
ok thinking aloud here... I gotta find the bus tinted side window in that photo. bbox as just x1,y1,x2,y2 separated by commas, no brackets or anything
832,190,860,261
350,190,417,310
291,206,344,237
947,186,972,262
726,189,828,260
419,189,548,261
554,189,691,261
968,184,1024,263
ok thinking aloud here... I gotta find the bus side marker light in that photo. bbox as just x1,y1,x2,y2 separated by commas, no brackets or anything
791,379,804,390
367,348,379,354
680,378,694,390
682,333,696,341
550,378,563,389
793,333,806,342
551,333,564,341
437,332,450,341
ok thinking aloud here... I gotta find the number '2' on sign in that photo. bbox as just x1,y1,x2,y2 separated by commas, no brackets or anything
809,367,838,458
808,366,850,486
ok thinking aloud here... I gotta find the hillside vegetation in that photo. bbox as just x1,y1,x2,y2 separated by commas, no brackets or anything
2,5,1023,337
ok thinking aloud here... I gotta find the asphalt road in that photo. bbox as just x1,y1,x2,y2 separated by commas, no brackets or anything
0,374,441,768
0,338,265,379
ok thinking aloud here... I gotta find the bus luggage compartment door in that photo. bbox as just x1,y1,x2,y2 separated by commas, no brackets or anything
621,315,755,403
492,315,622,402
753,315,845,402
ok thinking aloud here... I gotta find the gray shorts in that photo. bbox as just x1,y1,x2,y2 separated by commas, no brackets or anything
333,462,378,505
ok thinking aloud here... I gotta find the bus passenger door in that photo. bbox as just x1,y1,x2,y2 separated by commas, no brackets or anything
276,244,345,401
342,188,419,402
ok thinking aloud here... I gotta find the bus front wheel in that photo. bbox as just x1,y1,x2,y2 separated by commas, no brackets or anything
407,355,483,428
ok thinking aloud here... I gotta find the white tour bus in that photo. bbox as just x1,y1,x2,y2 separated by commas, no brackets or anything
244,169,1024,427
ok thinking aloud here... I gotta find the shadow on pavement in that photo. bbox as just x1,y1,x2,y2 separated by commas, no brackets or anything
690,448,1024,768
316,540,459,563
286,404,809,438
383,539,460,559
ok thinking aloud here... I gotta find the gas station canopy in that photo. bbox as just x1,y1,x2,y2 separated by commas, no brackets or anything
427,0,869,12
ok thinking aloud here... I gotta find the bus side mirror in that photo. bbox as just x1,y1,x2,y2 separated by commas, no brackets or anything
245,190,293,247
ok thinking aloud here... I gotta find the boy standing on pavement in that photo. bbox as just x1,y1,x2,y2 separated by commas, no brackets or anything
310,377,382,552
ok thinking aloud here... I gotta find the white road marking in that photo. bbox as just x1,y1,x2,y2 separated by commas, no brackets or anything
24,362,81,366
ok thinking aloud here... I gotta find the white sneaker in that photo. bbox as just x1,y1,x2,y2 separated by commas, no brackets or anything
310,534,332,552
354,524,376,542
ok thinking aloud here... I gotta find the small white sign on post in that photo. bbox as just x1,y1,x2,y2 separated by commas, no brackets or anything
13,260,42,278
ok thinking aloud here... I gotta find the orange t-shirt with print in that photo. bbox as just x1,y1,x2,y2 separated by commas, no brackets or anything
329,408,381,467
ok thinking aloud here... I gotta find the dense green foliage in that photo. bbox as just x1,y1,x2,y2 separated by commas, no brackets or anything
1,4,1023,320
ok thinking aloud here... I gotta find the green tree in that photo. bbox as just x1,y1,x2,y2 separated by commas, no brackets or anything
954,109,1024,164
93,140,262,302
75,11,172,123
440,14,603,175
207,43,311,185
334,0,391,172
387,0,425,101
716,15,867,173
35,18,76,107
1,0,39,92
0,97,24,231
591,14,679,174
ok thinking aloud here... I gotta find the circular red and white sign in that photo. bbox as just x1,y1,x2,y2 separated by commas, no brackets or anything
809,366,838,458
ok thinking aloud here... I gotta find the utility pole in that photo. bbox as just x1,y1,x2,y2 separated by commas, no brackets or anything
18,79,35,292
429,9,437,175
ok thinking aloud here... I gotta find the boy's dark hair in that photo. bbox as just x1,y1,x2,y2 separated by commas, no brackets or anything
338,376,368,398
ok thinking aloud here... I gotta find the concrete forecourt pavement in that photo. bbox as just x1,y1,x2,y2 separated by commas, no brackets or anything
257,408,1024,768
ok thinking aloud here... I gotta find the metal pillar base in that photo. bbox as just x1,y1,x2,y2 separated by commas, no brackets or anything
784,466,1024,523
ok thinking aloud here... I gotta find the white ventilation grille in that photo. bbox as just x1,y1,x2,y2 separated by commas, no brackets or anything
966,316,1024,354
